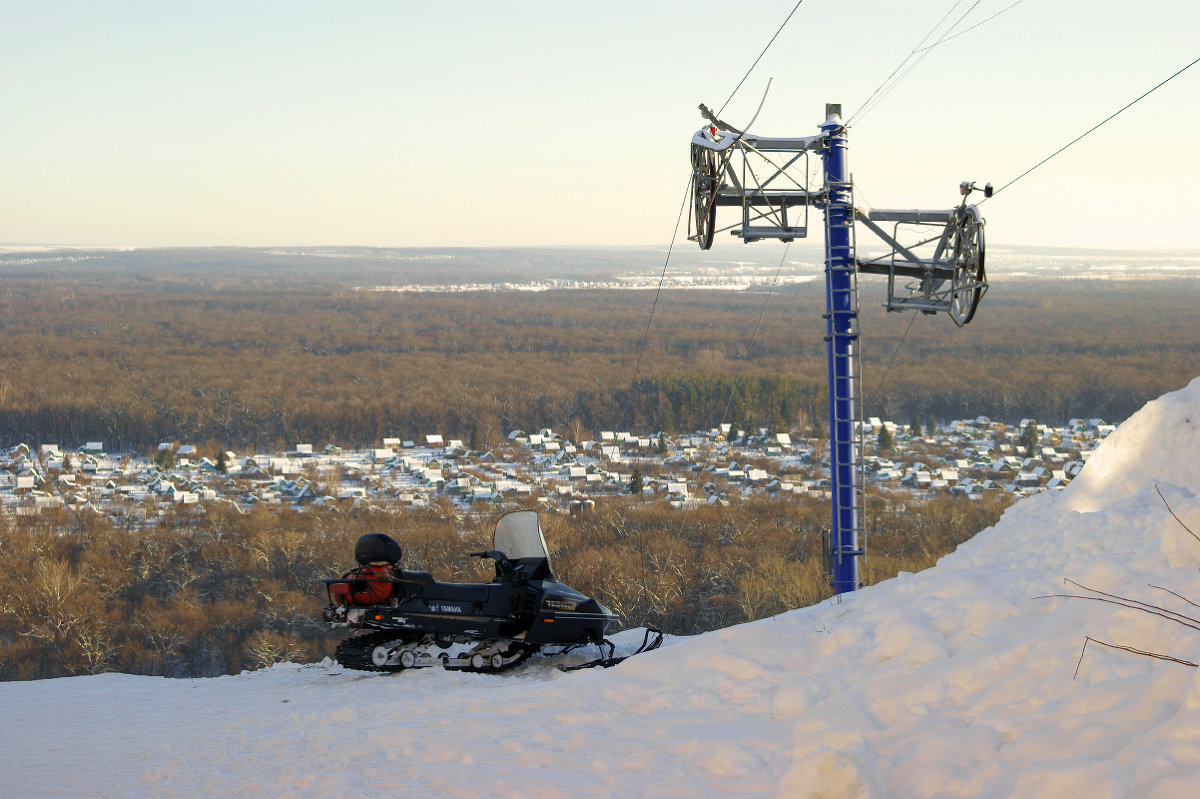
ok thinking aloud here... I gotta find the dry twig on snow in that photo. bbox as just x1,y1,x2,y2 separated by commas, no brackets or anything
1036,578,1200,677
1074,636,1199,678
1155,482,1200,545
1038,492,1200,676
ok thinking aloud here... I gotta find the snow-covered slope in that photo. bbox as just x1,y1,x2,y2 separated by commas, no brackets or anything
4,378,1200,798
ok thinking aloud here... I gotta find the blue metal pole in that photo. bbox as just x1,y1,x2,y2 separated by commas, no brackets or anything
821,104,861,594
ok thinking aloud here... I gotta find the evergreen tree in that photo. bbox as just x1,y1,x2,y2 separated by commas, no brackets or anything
1021,422,1040,457
469,422,480,452
154,447,175,470
656,434,668,455
629,466,644,496
910,412,922,437
215,449,228,474
877,425,893,453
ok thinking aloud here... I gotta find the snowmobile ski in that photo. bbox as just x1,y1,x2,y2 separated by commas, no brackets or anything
557,627,664,671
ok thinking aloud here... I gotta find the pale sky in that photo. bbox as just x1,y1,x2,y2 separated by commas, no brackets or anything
2,0,1198,251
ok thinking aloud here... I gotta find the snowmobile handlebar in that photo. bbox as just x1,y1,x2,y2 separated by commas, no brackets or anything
469,549,517,579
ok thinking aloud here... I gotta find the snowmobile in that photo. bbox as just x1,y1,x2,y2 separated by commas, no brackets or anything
322,510,631,673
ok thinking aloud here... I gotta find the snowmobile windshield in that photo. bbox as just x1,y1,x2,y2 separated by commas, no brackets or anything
493,510,551,565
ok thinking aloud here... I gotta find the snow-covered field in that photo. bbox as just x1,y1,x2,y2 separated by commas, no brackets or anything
4,378,1200,798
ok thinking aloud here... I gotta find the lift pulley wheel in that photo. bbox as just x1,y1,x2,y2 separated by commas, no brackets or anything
690,143,719,250
948,205,986,327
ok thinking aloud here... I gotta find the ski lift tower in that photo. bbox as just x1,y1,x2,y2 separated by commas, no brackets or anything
689,102,989,595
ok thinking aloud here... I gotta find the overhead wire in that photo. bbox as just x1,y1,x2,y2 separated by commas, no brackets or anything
847,0,969,126
910,0,1027,55
716,0,806,116
850,0,988,125
985,54,1200,200
852,6,977,122
847,0,1029,127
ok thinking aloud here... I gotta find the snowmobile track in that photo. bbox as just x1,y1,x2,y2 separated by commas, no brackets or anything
335,632,540,674
334,631,416,672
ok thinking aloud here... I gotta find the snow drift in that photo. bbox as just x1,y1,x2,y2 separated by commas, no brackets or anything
4,377,1200,798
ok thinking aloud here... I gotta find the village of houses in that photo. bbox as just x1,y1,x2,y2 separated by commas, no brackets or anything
0,415,1116,521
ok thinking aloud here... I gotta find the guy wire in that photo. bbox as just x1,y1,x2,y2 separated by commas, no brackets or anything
626,175,692,427
720,243,791,426
873,309,918,396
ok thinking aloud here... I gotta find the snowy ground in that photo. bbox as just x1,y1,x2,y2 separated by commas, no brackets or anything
4,378,1200,798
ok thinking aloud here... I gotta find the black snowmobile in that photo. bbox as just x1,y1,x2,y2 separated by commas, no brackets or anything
322,510,629,673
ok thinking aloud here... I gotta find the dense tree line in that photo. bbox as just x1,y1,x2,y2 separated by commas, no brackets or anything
0,252,1193,451
627,375,825,434
0,492,1009,680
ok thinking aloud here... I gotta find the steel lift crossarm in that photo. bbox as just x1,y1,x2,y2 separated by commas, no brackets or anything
690,125,826,245
690,129,825,156
852,202,988,324
855,208,959,278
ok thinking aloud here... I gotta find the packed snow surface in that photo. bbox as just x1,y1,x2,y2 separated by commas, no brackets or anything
5,379,1200,797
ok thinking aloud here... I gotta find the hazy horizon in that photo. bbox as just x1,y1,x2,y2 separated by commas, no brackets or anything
3,1,1198,251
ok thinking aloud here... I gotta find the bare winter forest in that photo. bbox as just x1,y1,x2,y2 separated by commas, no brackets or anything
0,247,1195,451
0,494,1010,680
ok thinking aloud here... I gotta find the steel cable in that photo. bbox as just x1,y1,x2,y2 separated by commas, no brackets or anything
985,54,1200,200
716,0,806,116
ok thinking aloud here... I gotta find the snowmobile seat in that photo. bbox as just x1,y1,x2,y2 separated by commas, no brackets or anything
431,582,500,604
396,571,502,605
394,570,437,596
